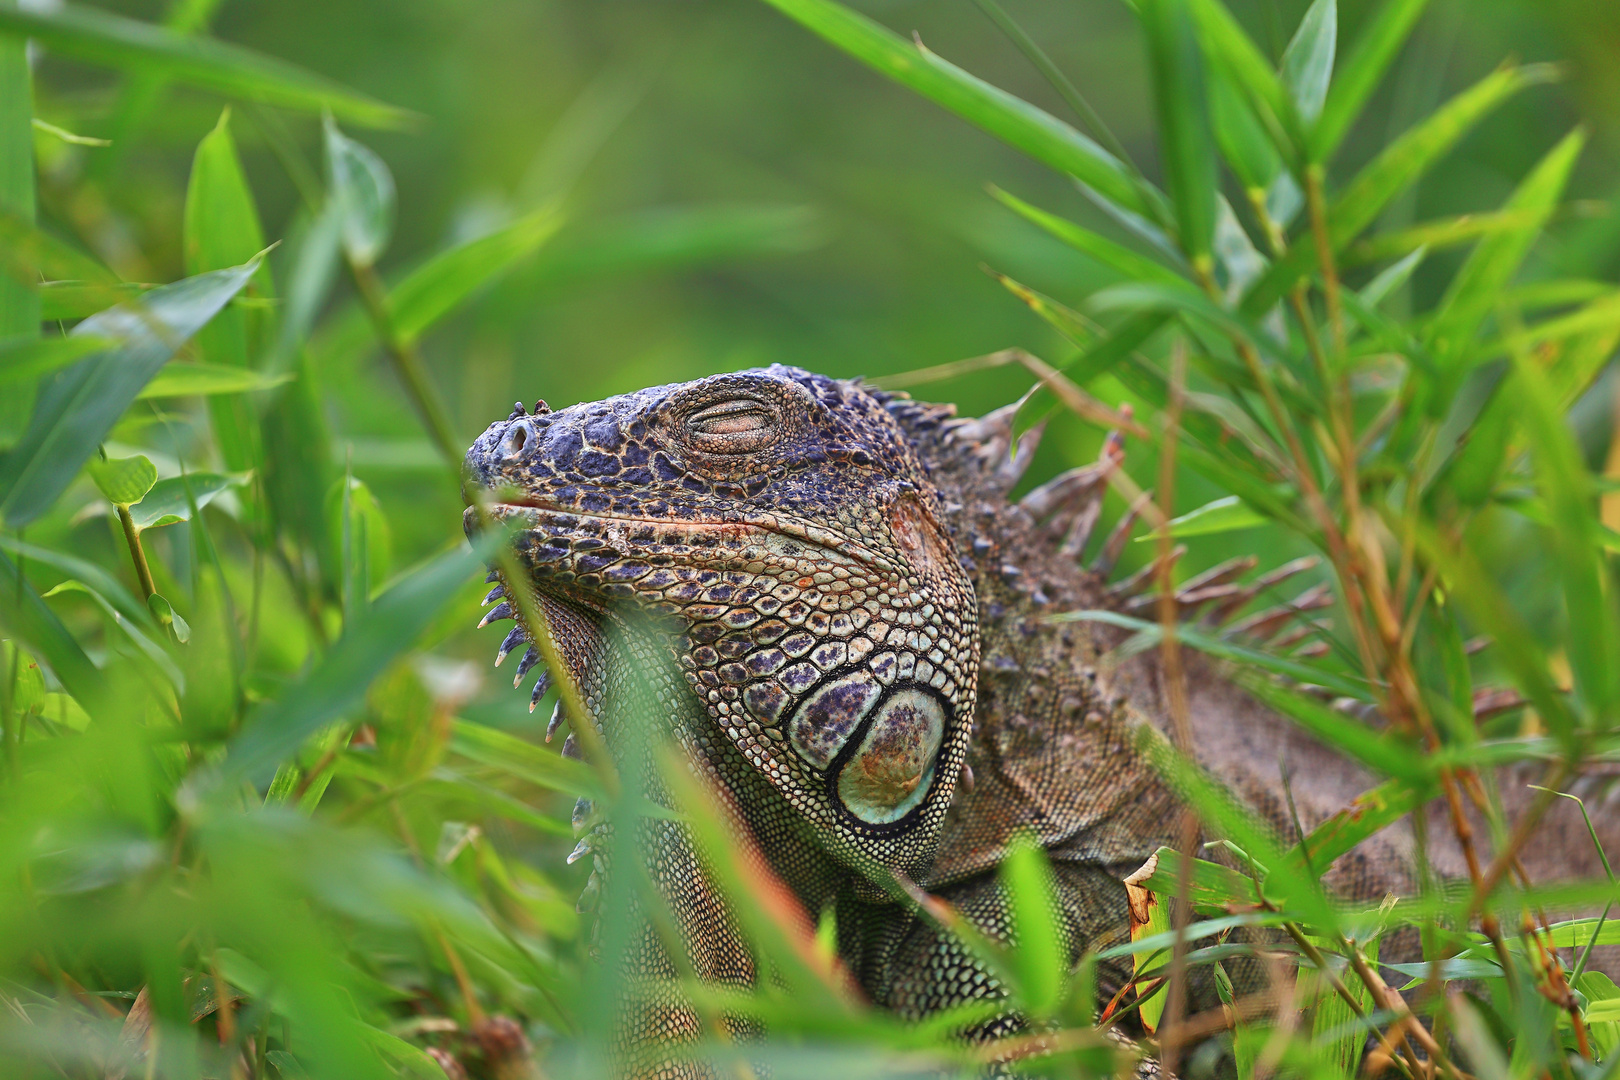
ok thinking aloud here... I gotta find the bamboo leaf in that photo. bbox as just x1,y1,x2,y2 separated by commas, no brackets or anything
0,3,411,129
449,719,603,801
1312,0,1432,160
0,334,117,385
1242,64,1556,316
1137,494,1268,540
1237,675,1431,785
1507,347,1617,722
1281,0,1336,125
756,0,1158,220
184,106,271,476
0,256,261,528
128,471,248,530
138,362,294,398
86,453,157,506
989,185,1183,285
324,118,395,268
225,536,499,784
0,547,103,705
1141,0,1218,262
999,833,1064,1020
0,25,36,448
311,204,563,366
1187,0,1305,168
1427,127,1585,374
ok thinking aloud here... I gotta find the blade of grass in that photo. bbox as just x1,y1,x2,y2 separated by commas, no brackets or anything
755,0,1160,220
1281,0,1336,124
1141,0,1219,265
0,3,412,129
1312,0,1432,160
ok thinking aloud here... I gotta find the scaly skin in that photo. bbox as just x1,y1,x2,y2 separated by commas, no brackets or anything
462,365,1620,1075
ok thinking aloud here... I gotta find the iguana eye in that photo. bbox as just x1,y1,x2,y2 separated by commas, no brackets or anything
686,399,778,452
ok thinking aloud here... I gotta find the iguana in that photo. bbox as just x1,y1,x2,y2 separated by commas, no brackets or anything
462,364,1619,1075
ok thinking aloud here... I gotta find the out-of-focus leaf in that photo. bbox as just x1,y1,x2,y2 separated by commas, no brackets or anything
0,4,411,129
1242,64,1555,316
0,535,150,627
312,203,563,366
139,362,293,398
1210,57,1282,192
1313,0,1432,160
525,204,824,286
1428,128,1585,375
225,536,499,784
1238,675,1430,784
0,210,117,287
1282,780,1419,873
43,579,181,690
1282,0,1336,125
0,548,103,705
1120,846,1254,914
1187,0,1305,167
0,34,37,448
1141,0,1218,262
999,833,1063,1019
0,257,260,528
184,107,271,476
756,0,1158,220
1143,734,1339,930
1508,348,1616,723
324,118,394,267
989,185,1182,285
87,453,157,505
1359,246,1426,308
992,274,1096,349
1138,495,1267,542
128,472,247,530
147,592,190,644
1347,209,1552,268
1052,610,1368,700
0,334,117,385
38,280,150,321
449,719,603,801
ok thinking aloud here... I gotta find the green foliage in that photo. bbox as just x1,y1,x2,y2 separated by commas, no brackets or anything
0,0,1617,1077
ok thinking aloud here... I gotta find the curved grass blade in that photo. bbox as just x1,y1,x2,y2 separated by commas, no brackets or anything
756,0,1158,221
0,548,103,706
0,4,412,129
989,185,1184,285
1281,0,1336,125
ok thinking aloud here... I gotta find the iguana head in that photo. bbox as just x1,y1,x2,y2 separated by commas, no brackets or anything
463,365,978,882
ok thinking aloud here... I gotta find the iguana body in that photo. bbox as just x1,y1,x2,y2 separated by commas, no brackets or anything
462,366,1618,1075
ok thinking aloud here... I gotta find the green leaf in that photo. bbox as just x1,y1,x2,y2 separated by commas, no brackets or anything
1209,57,1283,191
324,117,394,267
184,107,272,475
449,719,603,801
0,547,103,706
999,832,1064,1019
1237,675,1430,784
1141,0,1218,262
0,4,411,129
138,362,294,398
127,472,247,530
43,579,181,689
87,453,157,506
0,334,118,386
1281,0,1336,124
989,185,1183,285
1051,609,1369,700
225,537,499,784
0,30,37,448
1242,64,1556,317
992,274,1096,349
147,592,191,644
0,209,117,287
1138,494,1268,541
756,0,1157,220
1427,127,1585,374
311,204,564,365
1187,0,1305,168
1284,780,1419,872
0,535,151,628
1312,0,1432,160
1508,347,1617,722
0,257,261,528
38,281,151,321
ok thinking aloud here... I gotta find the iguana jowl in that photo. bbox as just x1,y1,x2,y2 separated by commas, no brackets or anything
461,364,1618,1073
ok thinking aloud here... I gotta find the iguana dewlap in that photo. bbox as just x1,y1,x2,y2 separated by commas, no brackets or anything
462,365,1618,1075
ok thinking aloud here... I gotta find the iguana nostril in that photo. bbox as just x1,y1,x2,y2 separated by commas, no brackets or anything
499,420,533,459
